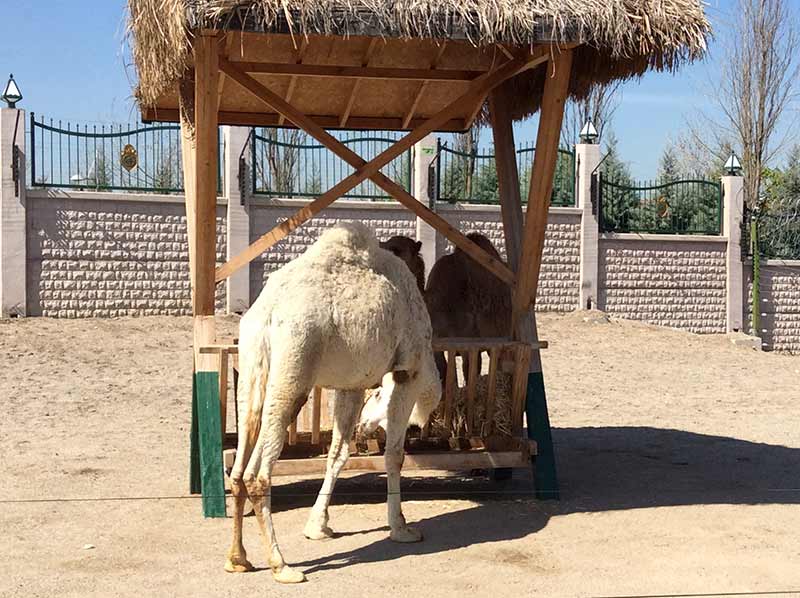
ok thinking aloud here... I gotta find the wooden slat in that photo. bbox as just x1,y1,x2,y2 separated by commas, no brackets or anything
278,38,308,126
311,386,322,445
485,347,500,435
231,61,483,81
288,420,298,445
465,349,479,434
510,344,530,436
443,350,457,435
214,52,544,285
340,38,380,128
272,450,532,476
402,41,448,128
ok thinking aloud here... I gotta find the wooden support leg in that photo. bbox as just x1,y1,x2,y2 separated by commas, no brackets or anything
491,51,574,498
516,50,573,500
181,31,225,517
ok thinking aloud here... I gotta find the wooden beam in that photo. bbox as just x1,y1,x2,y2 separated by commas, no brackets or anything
403,42,448,129
340,38,380,128
489,82,524,273
231,61,483,81
214,50,549,284
142,106,469,132
186,33,220,319
278,38,308,126
178,72,197,288
512,49,574,328
197,338,548,356
272,449,533,476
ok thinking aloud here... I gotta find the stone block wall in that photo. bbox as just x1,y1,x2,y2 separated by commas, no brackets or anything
249,200,416,303
745,261,800,352
26,192,226,317
598,236,728,333
436,205,581,311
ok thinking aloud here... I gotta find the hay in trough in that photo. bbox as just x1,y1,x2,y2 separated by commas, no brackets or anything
127,0,711,121
428,372,515,439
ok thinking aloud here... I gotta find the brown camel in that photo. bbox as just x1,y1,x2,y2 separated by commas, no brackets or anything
380,236,425,293
425,232,512,380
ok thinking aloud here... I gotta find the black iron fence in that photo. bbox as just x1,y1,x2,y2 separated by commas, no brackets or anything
433,142,576,206
598,175,723,235
29,113,222,193
753,207,800,260
251,129,411,200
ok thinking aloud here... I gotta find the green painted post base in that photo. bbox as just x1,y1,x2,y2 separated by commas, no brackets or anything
525,371,560,500
189,375,201,495
194,371,227,518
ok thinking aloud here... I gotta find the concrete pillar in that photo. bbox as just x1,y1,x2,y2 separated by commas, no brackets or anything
0,108,26,317
413,134,441,280
722,174,745,332
223,126,251,313
575,142,601,310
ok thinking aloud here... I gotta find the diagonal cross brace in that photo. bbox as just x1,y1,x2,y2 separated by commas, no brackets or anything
215,48,552,285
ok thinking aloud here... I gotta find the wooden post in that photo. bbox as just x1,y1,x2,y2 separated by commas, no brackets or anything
492,50,574,498
181,31,225,517
489,83,523,274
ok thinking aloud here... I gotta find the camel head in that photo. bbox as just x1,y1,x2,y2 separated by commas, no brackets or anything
380,236,426,293
380,236,422,265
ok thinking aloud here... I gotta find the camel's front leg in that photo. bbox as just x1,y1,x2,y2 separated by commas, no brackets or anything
382,375,423,543
304,390,361,540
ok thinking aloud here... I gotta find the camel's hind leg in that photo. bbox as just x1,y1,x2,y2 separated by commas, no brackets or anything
304,390,361,540
245,380,310,584
225,346,267,574
382,375,423,543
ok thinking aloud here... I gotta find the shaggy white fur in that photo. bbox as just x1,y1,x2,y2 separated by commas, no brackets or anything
226,222,441,584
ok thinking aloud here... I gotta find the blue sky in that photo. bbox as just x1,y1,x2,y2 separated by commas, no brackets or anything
0,0,792,178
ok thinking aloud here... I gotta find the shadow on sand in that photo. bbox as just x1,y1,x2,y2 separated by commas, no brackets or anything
268,426,800,575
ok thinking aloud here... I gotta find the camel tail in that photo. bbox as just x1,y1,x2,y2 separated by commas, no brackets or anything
235,332,271,461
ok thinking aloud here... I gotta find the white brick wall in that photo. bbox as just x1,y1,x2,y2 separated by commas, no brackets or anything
26,194,226,317
745,262,800,353
599,236,728,333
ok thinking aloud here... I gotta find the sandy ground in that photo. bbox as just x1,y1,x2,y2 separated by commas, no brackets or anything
1,312,799,598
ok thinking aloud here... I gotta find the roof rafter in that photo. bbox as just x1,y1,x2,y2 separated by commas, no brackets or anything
402,41,448,129
340,38,380,127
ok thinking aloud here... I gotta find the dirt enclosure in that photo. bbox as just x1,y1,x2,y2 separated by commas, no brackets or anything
2,312,799,597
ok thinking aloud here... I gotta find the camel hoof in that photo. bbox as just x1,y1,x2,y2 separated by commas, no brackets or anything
224,557,254,573
303,523,335,541
272,565,306,584
390,525,423,543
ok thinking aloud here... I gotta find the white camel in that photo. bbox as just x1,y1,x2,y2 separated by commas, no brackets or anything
226,222,442,584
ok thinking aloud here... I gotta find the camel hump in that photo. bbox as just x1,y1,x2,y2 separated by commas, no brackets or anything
314,222,378,253
455,232,502,259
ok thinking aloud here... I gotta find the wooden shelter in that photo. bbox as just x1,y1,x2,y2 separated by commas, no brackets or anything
127,0,710,517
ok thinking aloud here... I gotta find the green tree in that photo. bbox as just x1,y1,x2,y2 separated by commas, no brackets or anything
471,160,499,204
599,132,638,232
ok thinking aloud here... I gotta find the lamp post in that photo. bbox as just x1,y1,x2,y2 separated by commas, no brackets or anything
579,119,599,144
1,74,23,108
724,150,742,176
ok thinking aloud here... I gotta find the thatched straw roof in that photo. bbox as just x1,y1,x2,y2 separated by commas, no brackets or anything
128,0,710,126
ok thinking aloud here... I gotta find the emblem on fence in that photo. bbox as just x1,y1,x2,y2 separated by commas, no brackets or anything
120,144,138,171
655,195,671,219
